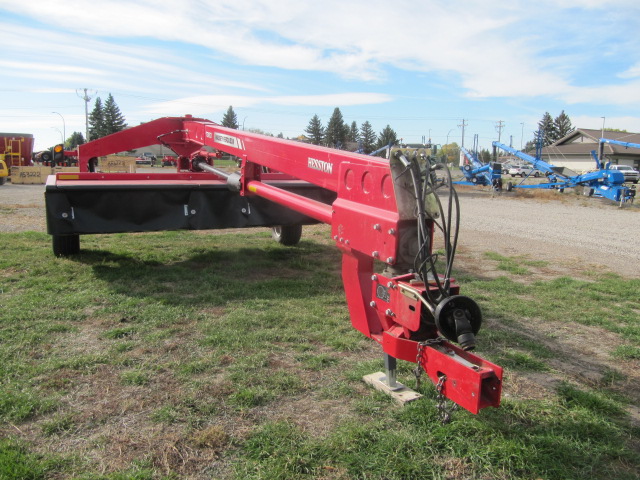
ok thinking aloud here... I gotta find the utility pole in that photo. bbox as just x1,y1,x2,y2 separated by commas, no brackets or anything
458,119,467,148
76,88,95,141
495,120,505,143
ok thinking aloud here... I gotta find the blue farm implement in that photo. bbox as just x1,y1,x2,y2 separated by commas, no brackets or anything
456,147,503,191
493,141,635,205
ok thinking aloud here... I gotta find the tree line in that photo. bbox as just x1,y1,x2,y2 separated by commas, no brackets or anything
302,108,399,154
221,105,399,155
68,101,582,162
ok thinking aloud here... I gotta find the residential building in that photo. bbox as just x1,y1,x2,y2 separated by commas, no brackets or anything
539,129,640,173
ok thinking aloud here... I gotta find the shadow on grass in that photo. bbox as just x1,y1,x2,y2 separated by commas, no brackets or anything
69,238,344,308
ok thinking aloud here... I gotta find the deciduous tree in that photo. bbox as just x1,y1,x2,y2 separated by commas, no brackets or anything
66,131,85,149
440,142,460,165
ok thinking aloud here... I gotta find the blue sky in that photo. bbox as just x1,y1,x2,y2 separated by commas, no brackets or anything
1,0,639,151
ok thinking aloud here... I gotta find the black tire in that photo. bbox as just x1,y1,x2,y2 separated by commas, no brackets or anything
0,176,6,185
271,225,302,246
506,181,514,192
52,234,80,256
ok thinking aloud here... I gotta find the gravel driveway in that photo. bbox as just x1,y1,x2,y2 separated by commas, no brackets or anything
1,182,638,277
455,187,640,278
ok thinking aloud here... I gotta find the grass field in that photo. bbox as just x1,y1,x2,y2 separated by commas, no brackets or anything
0,227,638,479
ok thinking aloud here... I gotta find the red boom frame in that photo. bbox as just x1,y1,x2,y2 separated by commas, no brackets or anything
58,116,503,414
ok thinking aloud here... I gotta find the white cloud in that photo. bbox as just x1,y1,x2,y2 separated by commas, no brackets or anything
0,22,268,94
561,81,640,106
0,60,100,76
1,0,640,112
0,0,611,96
144,93,393,116
619,63,640,79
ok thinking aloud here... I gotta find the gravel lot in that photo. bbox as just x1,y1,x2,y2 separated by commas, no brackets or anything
455,187,640,278
1,181,639,278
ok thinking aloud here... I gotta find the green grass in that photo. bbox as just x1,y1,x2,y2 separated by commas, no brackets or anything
483,251,549,275
0,439,63,479
0,230,638,479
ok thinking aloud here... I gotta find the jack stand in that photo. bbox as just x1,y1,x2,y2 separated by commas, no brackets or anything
363,354,422,405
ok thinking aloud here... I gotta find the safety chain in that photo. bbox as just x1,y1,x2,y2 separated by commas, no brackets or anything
413,337,457,424
412,337,445,389
435,374,458,424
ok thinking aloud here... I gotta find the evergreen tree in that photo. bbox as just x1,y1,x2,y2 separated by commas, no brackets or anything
103,93,127,136
88,97,106,141
66,131,85,149
554,110,574,140
347,121,360,143
537,112,557,147
342,124,351,144
221,106,239,129
325,107,346,148
359,121,377,154
304,114,325,145
376,124,398,150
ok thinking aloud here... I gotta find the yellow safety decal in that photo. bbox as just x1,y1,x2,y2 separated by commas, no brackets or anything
248,184,258,193
59,175,80,180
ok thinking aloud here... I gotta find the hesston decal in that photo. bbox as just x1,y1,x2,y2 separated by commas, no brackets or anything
307,157,333,174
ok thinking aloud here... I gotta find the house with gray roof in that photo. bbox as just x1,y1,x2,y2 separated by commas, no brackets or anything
539,128,640,173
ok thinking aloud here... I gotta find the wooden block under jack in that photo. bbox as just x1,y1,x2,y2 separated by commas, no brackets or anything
363,372,422,405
